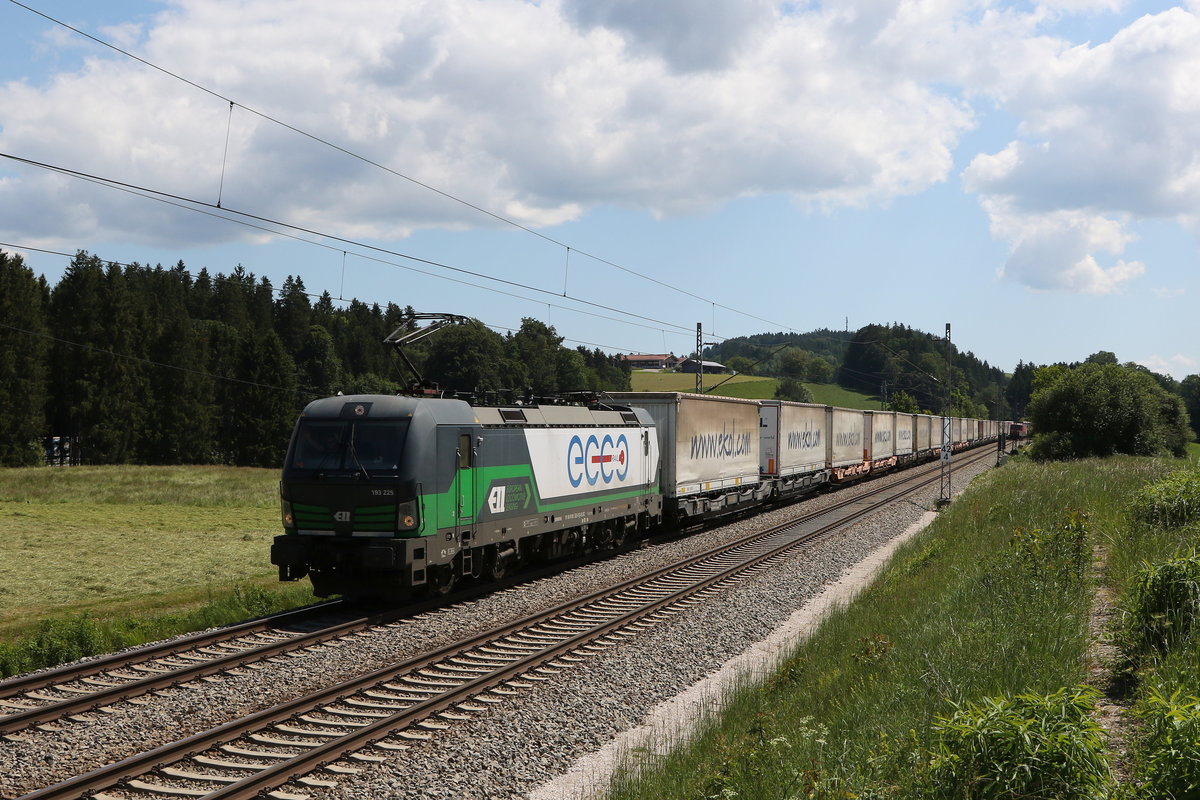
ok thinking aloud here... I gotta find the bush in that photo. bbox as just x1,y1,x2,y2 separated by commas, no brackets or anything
927,686,1114,799
1129,471,1200,529
1121,551,1200,662
1027,363,1193,461
1135,685,1200,798
775,378,814,403
1008,510,1091,583
0,615,107,676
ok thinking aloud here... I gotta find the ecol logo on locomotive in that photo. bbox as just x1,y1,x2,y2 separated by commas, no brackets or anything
566,433,630,487
524,428,659,501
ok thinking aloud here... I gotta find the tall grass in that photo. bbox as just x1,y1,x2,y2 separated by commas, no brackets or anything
0,582,319,678
1108,467,1200,795
608,458,1162,799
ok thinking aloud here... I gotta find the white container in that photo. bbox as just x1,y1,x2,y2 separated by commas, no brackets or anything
916,414,933,452
895,413,915,456
829,406,866,467
866,411,896,460
607,392,761,498
760,400,827,478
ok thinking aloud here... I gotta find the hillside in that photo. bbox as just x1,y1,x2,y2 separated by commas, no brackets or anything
628,371,881,410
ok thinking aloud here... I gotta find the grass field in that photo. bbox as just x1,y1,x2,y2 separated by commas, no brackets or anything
607,455,1191,798
630,371,881,410
0,466,285,638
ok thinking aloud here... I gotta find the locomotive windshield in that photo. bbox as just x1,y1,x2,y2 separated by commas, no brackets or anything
287,419,410,476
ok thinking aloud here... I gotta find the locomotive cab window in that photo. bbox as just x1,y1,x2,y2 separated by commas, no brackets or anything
457,434,472,468
287,419,410,475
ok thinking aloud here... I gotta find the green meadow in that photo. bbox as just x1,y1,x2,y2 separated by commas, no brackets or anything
0,465,316,676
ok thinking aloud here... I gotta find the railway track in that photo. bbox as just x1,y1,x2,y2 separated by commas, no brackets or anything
13,445,997,800
0,540,659,733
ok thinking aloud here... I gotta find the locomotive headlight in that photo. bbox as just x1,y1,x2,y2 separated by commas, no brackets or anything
397,500,418,530
281,499,295,528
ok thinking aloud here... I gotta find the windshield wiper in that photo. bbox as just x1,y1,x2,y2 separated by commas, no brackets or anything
347,423,371,481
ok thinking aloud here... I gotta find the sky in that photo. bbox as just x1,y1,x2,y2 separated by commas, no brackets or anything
1,0,1198,379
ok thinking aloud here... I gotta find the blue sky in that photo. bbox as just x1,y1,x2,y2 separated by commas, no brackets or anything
2,0,1197,378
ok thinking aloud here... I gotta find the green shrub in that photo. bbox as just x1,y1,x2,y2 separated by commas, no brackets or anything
0,583,318,679
1008,510,1091,583
1135,685,1200,798
1129,471,1200,529
1121,552,1200,662
0,615,106,676
927,686,1114,799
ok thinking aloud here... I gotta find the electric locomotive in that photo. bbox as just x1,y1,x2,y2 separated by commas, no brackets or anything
271,394,662,599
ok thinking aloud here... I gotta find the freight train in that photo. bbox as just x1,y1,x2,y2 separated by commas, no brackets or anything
271,391,1002,599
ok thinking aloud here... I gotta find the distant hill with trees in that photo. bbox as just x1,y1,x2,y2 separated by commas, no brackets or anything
709,323,1006,418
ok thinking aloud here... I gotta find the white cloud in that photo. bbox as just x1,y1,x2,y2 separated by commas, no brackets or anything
1036,0,1126,14
0,0,974,249
559,0,774,73
1140,353,1199,379
963,6,1200,292
981,199,1144,293
1152,286,1186,298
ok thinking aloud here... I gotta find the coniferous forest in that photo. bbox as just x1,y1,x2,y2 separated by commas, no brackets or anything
0,250,632,468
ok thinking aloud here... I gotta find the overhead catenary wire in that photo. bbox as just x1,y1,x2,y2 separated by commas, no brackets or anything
0,234,684,356
6,0,801,336
0,152,708,345
0,244,667,393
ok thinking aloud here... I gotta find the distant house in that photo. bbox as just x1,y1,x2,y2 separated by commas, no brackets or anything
619,353,679,370
679,358,726,374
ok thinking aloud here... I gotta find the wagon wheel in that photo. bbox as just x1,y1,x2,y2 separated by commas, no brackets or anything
486,549,512,581
430,564,456,596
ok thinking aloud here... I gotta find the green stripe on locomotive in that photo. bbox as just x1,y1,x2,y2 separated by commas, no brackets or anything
422,438,659,536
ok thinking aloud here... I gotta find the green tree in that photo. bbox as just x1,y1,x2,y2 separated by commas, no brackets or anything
47,254,148,464
779,347,810,379
225,329,299,467
298,325,343,399
508,318,565,395
555,348,591,393
274,275,312,356
1181,375,1200,442
0,251,49,465
1028,362,1193,460
140,267,214,463
423,320,508,393
774,378,814,403
888,389,920,414
805,357,834,383
1085,350,1119,365
1006,361,1036,419
726,355,754,376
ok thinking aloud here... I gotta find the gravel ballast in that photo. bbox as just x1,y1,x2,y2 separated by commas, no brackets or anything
0,454,1000,799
